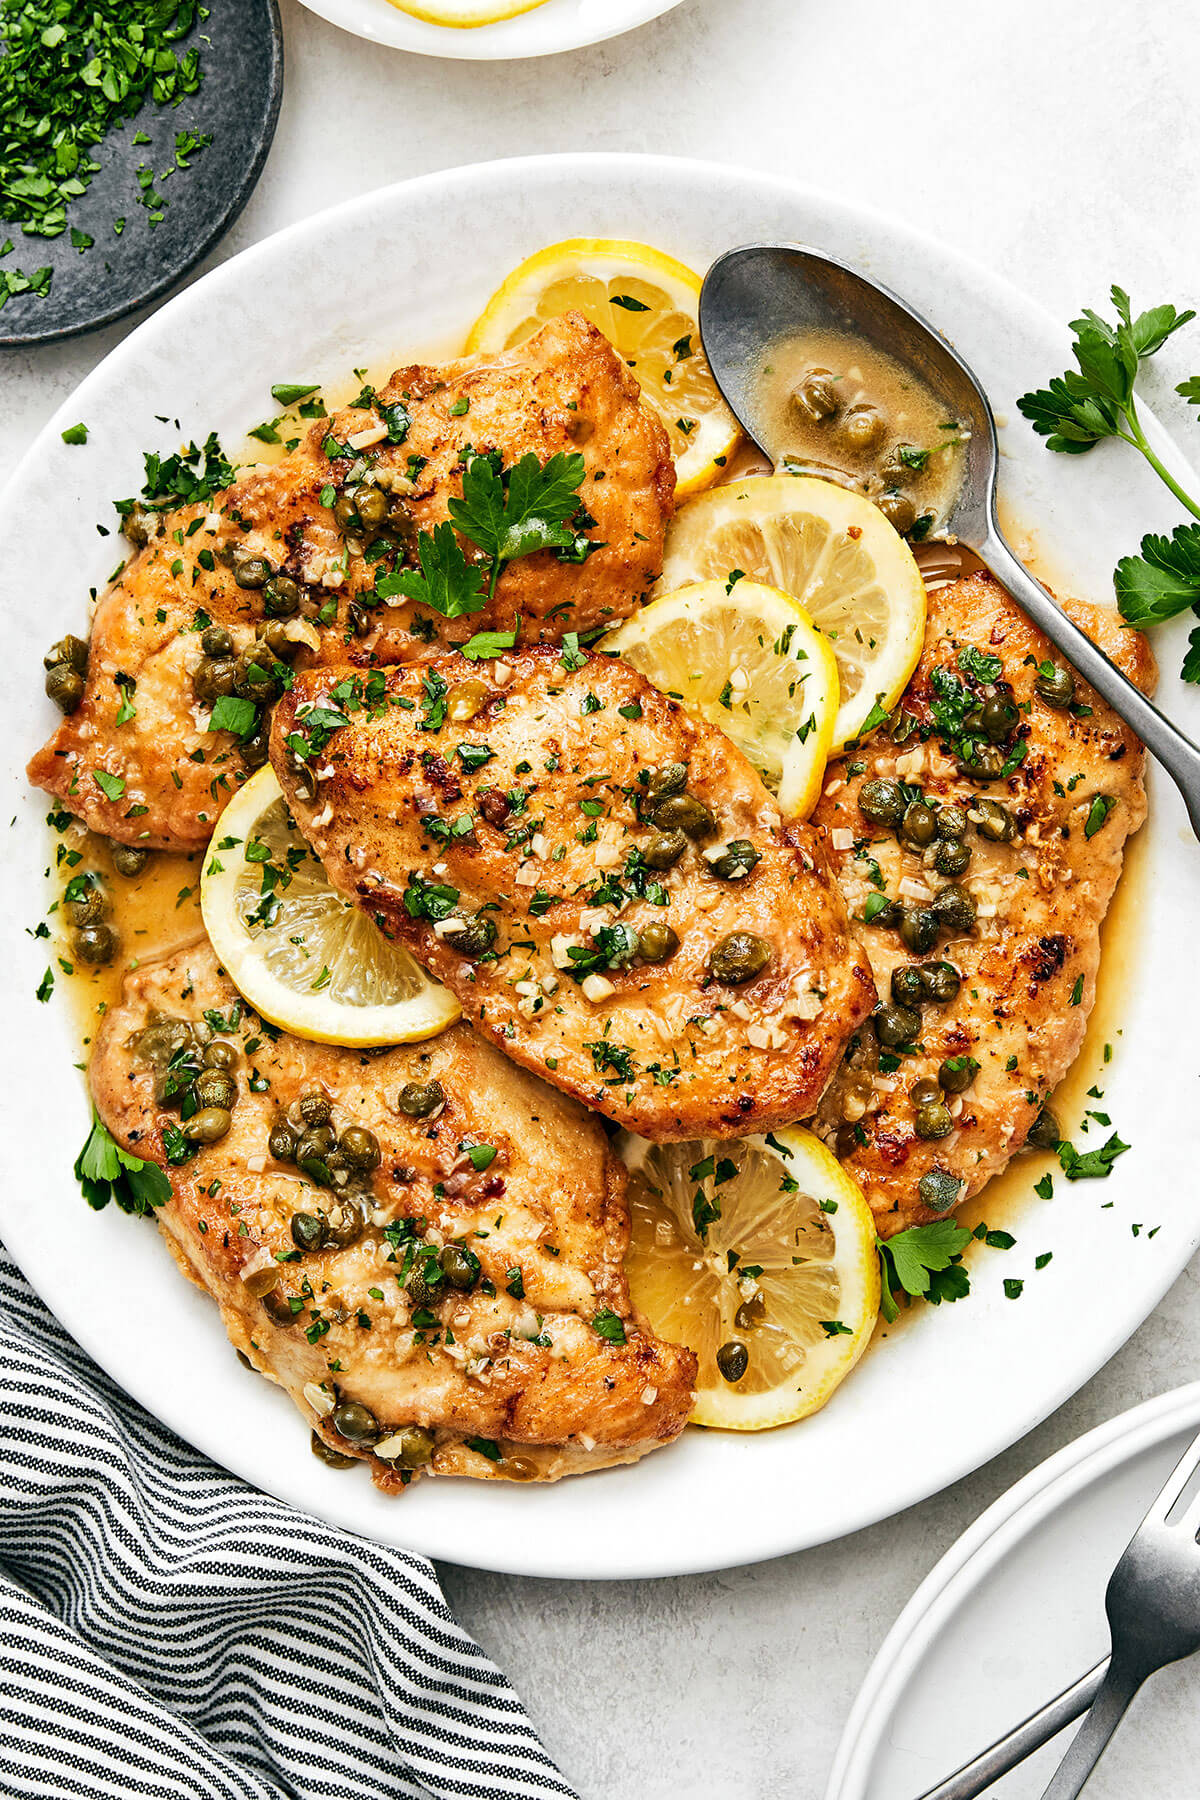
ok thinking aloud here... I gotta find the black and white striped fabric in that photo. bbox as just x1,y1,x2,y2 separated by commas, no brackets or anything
0,1243,578,1800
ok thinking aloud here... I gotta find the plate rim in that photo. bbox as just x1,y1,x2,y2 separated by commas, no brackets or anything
825,1380,1200,1800
0,0,285,350
293,0,686,60
3,151,1198,1580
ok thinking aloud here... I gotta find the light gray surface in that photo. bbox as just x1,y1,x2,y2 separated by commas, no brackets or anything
3,2,1199,1795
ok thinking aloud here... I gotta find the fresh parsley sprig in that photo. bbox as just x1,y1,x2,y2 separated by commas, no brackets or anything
876,1219,973,1323
1017,287,1200,684
74,1111,172,1215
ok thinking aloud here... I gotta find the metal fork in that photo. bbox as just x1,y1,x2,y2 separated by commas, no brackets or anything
917,1425,1200,1800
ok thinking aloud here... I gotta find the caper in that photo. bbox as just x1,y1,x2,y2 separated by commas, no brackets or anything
734,1292,766,1331
111,841,150,877
974,798,1015,843
200,624,234,658
792,370,839,423
938,1056,976,1095
68,881,107,928
123,503,154,547
915,1101,953,1140
397,1079,444,1118
932,883,977,931
922,961,961,1004
262,1289,298,1325
44,634,89,674
653,793,715,839
238,726,270,772
322,1200,364,1250
439,1243,481,1292
291,1211,329,1253
134,1016,194,1066
45,663,85,712
918,1169,962,1214
638,922,679,964
980,693,1018,743
233,650,280,702
834,1123,861,1160
645,763,688,806
256,619,297,660
387,496,416,538
898,905,938,955
194,1069,236,1111
710,839,760,880
192,657,238,704
376,1425,436,1468
333,489,361,531
1028,1107,1061,1150
339,1126,380,1172
936,804,968,840
877,492,917,533
891,965,927,1007
865,897,900,928
268,1118,297,1161
298,1090,332,1128
263,574,300,618
875,1003,920,1048
504,1454,539,1481
74,922,118,965
1034,664,1076,710
356,485,389,530
708,931,771,985
858,777,907,827
311,1431,357,1469
900,800,937,849
446,678,488,723
910,1078,942,1108
233,554,272,589
347,601,372,639
451,913,497,959
407,1264,437,1309
643,827,687,870
183,1106,232,1145
934,837,972,877
958,742,1006,782
205,1041,237,1074
716,1340,750,1383
295,1125,335,1165
839,404,886,452
332,1401,380,1446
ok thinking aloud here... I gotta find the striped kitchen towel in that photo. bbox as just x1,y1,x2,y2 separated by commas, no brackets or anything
0,1243,578,1800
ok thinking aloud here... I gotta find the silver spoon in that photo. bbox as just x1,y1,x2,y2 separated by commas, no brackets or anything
699,243,1200,841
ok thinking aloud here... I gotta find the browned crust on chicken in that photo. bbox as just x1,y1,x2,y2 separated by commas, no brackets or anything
813,570,1153,1234
28,314,674,850
269,645,875,1141
90,942,696,1488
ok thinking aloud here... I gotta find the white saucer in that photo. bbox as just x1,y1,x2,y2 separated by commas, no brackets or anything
827,1384,1200,1800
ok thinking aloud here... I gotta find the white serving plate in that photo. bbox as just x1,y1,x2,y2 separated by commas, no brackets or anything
2,154,1198,1580
295,0,686,59
827,1383,1200,1800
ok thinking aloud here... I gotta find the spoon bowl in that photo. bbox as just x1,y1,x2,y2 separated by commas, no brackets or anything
699,242,1200,841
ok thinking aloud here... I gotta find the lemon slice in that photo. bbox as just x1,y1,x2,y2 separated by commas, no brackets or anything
624,1127,880,1431
200,766,460,1047
386,0,546,23
466,237,740,496
657,474,927,749
601,579,839,819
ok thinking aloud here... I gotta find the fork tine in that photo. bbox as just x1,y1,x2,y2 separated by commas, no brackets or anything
1144,1431,1200,1525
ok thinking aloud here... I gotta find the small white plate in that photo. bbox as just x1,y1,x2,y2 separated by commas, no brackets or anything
827,1384,1200,1800
295,0,687,60
3,154,1199,1579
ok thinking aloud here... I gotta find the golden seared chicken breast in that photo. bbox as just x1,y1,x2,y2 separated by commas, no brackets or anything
269,645,875,1140
90,942,697,1487
28,313,674,852
813,570,1153,1235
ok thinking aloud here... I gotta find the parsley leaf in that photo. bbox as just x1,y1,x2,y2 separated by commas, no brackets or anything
1057,1131,1130,1181
448,449,588,599
74,1111,171,1216
378,521,487,620
876,1220,973,1323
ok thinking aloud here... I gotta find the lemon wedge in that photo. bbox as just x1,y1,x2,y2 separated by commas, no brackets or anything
200,766,460,1047
601,579,839,819
624,1127,880,1431
386,0,547,24
466,237,740,496
657,474,928,749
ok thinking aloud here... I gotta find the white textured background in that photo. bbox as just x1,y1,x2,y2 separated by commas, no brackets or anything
3,2,1200,1795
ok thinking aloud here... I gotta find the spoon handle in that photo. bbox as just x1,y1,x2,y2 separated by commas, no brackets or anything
978,527,1200,840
